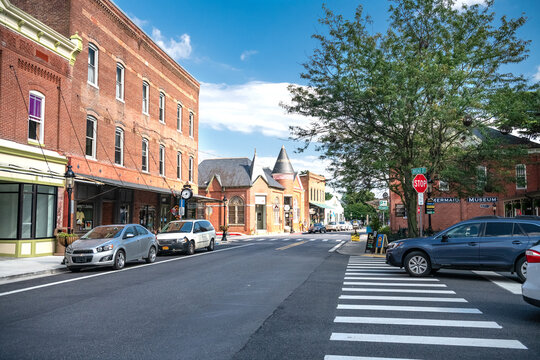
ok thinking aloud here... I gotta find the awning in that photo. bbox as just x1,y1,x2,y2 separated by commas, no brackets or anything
309,201,332,209
191,194,223,203
76,174,177,195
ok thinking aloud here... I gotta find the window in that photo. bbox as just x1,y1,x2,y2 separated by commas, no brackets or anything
521,223,540,236
142,139,149,172
189,156,194,182
116,63,124,100
293,198,298,222
484,222,514,237
177,103,182,132
516,164,527,189
85,116,97,158
439,180,449,192
114,128,124,165
142,81,149,114
28,91,44,142
159,92,165,123
273,197,280,225
444,223,481,238
189,112,194,137
476,166,487,190
159,145,165,176
88,43,98,86
228,196,245,225
0,184,56,239
176,151,182,179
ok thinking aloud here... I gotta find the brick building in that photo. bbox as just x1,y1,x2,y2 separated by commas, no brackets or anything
11,0,201,235
0,0,82,256
390,129,540,234
299,171,327,225
198,147,306,235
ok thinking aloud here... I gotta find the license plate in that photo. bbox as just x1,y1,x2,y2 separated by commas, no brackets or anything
162,246,169,250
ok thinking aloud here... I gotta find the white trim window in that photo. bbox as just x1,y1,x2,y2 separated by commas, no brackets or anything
159,145,165,176
516,164,527,189
85,116,97,158
189,111,194,137
176,151,182,179
142,81,149,114
116,63,124,101
114,127,124,165
177,103,182,132
188,156,194,182
87,43,98,86
141,138,149,172
477,165,487,190
159,92,165,123
28,91,44,142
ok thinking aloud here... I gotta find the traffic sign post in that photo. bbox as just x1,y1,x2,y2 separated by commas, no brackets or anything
413,173,427,237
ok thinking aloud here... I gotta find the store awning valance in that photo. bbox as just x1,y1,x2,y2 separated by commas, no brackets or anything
309,201,332,209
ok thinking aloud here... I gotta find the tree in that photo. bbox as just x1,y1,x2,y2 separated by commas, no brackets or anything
285,0,532,236
325,192,334,200
342,190,377,221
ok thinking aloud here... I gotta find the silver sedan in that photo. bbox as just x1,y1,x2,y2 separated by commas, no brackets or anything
523,244,540,307
65,224,157,272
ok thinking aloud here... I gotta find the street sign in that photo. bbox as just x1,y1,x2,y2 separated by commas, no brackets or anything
418,192,424,205
412,167,427,175
413,174,428,193
425,198,435,214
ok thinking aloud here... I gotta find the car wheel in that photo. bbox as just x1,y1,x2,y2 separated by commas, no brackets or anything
67,266,80,272
516,256,527,283
404,251,431,277
113,250,126,270
207,239,215,251
322,229,326,234
145,246,157,263
186,240,195,255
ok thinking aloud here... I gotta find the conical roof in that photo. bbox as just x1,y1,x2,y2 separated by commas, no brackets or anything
250,148,266,183
272,146,295,174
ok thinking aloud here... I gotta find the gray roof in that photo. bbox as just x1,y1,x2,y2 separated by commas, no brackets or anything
199,158,285,190
272,146,295,174
472,127,539,147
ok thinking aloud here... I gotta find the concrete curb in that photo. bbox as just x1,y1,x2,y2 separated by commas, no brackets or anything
0,268,68,284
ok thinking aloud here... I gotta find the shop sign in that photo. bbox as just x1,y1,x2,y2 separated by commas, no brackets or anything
255,196,266,205
467,197,498,203
433,197,460,203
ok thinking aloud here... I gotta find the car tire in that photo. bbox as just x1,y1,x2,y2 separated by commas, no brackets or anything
516,256,527,283
145,246,157,263
404,251,431,277
186,240,195,255
67,266,80,272
207,239,215,251
321,229,326,234
113,250,126,270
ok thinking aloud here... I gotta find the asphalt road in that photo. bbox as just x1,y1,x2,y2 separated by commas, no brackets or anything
1,232,539,360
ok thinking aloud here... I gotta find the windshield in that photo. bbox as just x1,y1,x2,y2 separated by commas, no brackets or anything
160,221,193,233
80,226,124,239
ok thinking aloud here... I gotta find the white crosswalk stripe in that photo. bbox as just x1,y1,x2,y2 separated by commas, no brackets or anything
324,255,528,358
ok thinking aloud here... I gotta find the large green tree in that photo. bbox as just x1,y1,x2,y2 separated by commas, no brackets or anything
285,0,533,236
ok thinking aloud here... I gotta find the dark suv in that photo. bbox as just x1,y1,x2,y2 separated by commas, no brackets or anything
386,216,540,282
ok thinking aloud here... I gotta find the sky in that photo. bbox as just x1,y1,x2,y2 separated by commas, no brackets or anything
113,0,540,195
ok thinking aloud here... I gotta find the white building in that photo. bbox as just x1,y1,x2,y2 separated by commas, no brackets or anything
325,196,344,224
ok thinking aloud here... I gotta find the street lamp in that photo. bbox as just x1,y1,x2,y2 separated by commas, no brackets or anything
64,165,75,235
222,195,228,242
493,202,497,216
426,175,433,235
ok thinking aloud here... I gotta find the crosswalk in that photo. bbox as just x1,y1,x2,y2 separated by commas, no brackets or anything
219,237,345,244
325,256,528,359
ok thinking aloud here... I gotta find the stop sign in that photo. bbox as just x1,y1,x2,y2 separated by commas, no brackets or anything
413,174,428,193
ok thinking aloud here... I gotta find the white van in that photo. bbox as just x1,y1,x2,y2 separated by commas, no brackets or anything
156,219,216,255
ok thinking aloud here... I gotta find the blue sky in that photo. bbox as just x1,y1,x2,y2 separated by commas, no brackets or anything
114,0,540,193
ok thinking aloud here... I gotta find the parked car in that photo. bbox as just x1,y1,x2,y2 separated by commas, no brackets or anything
65,224,157,272
338,221,348,231
326,221,338,232
156,219,216,255
308,223,326,233
386,216,540,282
522,244,540,307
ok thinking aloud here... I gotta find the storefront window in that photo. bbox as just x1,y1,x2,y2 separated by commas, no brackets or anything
0,184,19,239
76,203,94,232
119,204,130,224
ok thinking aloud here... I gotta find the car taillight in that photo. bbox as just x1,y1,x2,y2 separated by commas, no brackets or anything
525,249,540,263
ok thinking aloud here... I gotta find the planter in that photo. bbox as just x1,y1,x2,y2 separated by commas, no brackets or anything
55,233,78,254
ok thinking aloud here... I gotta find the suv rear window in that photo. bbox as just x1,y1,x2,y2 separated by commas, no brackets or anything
520,223,540,237
484,222,513,237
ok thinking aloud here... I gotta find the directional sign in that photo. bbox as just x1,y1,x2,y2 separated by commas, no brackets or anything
413,174,428,193
412,167,427,175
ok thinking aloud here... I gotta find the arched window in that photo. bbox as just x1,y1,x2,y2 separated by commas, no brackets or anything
88,43,98,86
159,144,165,176
273,197,280,225
142,81,149,114
177,103,182,132
141,138,149,172
159,92,166,123
116,63,124,100
189,111,194,137
28,91,44,143
85,115,97,158
114,127,123,165
228,196,245,225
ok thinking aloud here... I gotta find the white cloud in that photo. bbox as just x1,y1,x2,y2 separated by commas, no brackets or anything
151,28,192,60
128,14,148,29
534,65,540,82
452,0,486,9
200,81,312,137
240,50,258,61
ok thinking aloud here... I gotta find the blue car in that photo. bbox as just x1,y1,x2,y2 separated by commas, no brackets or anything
386,216,540,282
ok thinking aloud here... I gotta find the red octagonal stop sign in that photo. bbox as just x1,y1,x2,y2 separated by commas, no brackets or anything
413,174,428,193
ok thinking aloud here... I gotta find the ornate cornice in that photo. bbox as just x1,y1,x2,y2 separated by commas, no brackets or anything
0,0,81,65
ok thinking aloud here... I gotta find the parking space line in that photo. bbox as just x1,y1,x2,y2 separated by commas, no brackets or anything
276,241,306,250
472,271,522,295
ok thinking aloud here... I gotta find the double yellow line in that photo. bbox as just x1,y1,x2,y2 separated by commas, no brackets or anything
276,241,306,250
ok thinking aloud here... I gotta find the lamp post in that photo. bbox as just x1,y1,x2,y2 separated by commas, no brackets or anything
222,195,228,242
426,175,433,235
64,165,75,235
493,202,497,216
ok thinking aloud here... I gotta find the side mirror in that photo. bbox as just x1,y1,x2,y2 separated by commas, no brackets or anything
441,234,449,242
124,233,135,239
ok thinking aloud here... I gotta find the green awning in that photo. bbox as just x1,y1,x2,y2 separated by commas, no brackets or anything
309,201,332,209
